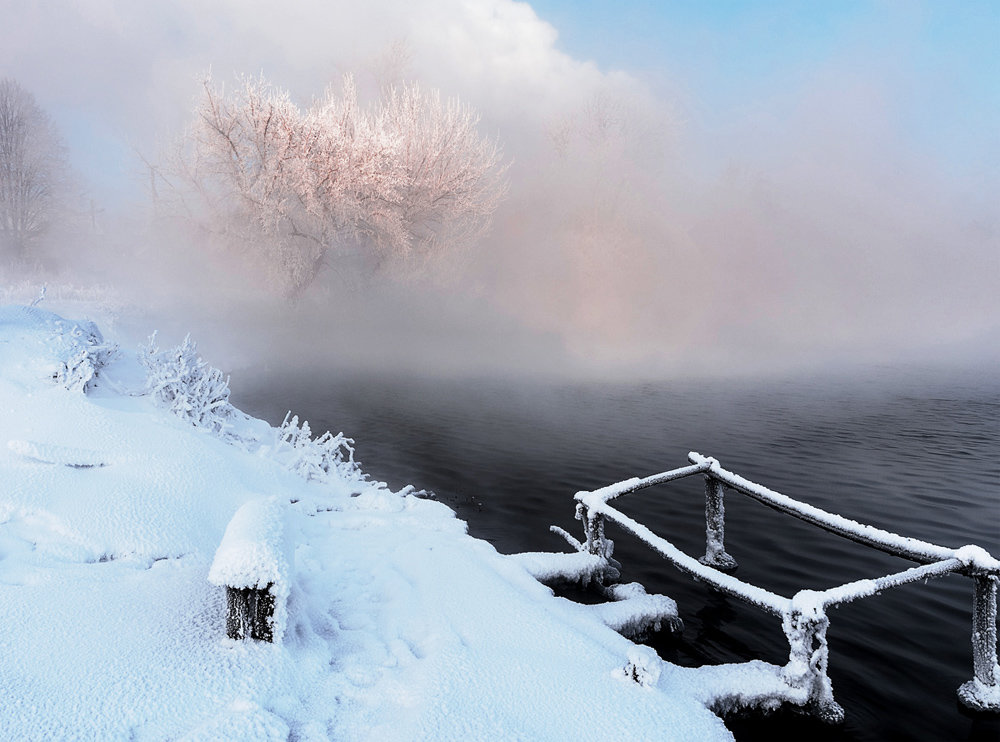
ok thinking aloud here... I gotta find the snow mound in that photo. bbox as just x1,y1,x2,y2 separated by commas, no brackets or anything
0,305,117,392
508,549,618,585
587,582,682,639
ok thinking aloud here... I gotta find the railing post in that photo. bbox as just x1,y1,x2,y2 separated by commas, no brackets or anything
958,574,1000,711
576,502,612,560
782,598,844,723
699,476,738,571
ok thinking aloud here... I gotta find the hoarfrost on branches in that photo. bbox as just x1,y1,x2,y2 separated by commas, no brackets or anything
0,78,69,262
52,319,118,393
272,412,364,487
163,74,508,295
137,331,369,491
139,332,233,436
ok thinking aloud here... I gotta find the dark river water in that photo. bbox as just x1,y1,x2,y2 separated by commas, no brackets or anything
235,365,999,742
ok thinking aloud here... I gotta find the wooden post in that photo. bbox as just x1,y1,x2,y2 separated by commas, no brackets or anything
209,497,289,644
225,584,277,642
699,476,738,571
958,574,1000,711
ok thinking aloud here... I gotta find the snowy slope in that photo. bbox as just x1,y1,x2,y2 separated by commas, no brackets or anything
0,305,733,741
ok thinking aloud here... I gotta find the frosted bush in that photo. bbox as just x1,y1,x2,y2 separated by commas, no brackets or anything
273,413,363,486
139,333,232,436
138,332,369,491
54,321,119,393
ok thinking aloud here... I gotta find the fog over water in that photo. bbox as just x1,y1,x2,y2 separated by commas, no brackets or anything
1,0,997,379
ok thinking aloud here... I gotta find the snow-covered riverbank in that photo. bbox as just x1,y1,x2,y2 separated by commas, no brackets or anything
0,304,739,741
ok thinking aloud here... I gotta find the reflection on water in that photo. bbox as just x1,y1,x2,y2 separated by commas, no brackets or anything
236,365,999,742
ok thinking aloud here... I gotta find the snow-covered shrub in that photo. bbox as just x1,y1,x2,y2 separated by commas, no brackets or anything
53,320,119,393
139,333,232,435
272,412,363,486
137,333,371,491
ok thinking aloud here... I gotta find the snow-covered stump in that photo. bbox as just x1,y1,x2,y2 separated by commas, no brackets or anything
208,497,290,643
958,574,1000,711
699,476,738,572
781,596,844,723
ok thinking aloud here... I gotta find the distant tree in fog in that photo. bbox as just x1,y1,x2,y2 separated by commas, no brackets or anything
0,78,67,262
165,75,507,296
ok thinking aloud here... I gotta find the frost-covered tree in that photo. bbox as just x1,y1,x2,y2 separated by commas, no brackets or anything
0,78,67,261
166,75,507,295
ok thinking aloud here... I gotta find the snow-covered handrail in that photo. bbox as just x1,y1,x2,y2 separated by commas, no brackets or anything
571,454,1000,719
581,461,713,505
577,494,791,617
813,557,964,609
687,452,997,571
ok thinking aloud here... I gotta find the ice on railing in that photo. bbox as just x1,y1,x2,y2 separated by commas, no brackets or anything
508,550,619,586
575,492,791,616
954,545,1000,574
577,462,712,505
811,558,964,610
687,451,964,565
8,439,110,468
585,582,681,640
208,496,290,642
574,451,1000,719
959,675,1000,712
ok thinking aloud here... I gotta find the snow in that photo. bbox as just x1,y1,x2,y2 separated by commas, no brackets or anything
579,461,711,504
810,558,964,609
585,582,682,639
8,438,110,468
0,304,736,741
208,497,290,591
506,549,617,585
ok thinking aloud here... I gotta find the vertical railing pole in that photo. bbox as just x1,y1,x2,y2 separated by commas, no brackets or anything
577,502,611,560
699,476,738,571
782,599,844,723
958,574,1000,711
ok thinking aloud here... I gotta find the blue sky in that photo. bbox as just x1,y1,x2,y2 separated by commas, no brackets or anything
528,0,999,176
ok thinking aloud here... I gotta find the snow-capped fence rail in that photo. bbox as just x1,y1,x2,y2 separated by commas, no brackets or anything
208,497,290,643
573,452,1000,720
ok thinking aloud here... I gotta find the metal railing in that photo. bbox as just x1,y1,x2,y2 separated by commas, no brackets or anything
573,452,1000,721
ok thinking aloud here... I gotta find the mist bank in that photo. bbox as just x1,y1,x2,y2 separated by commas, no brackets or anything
1,0,996,380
